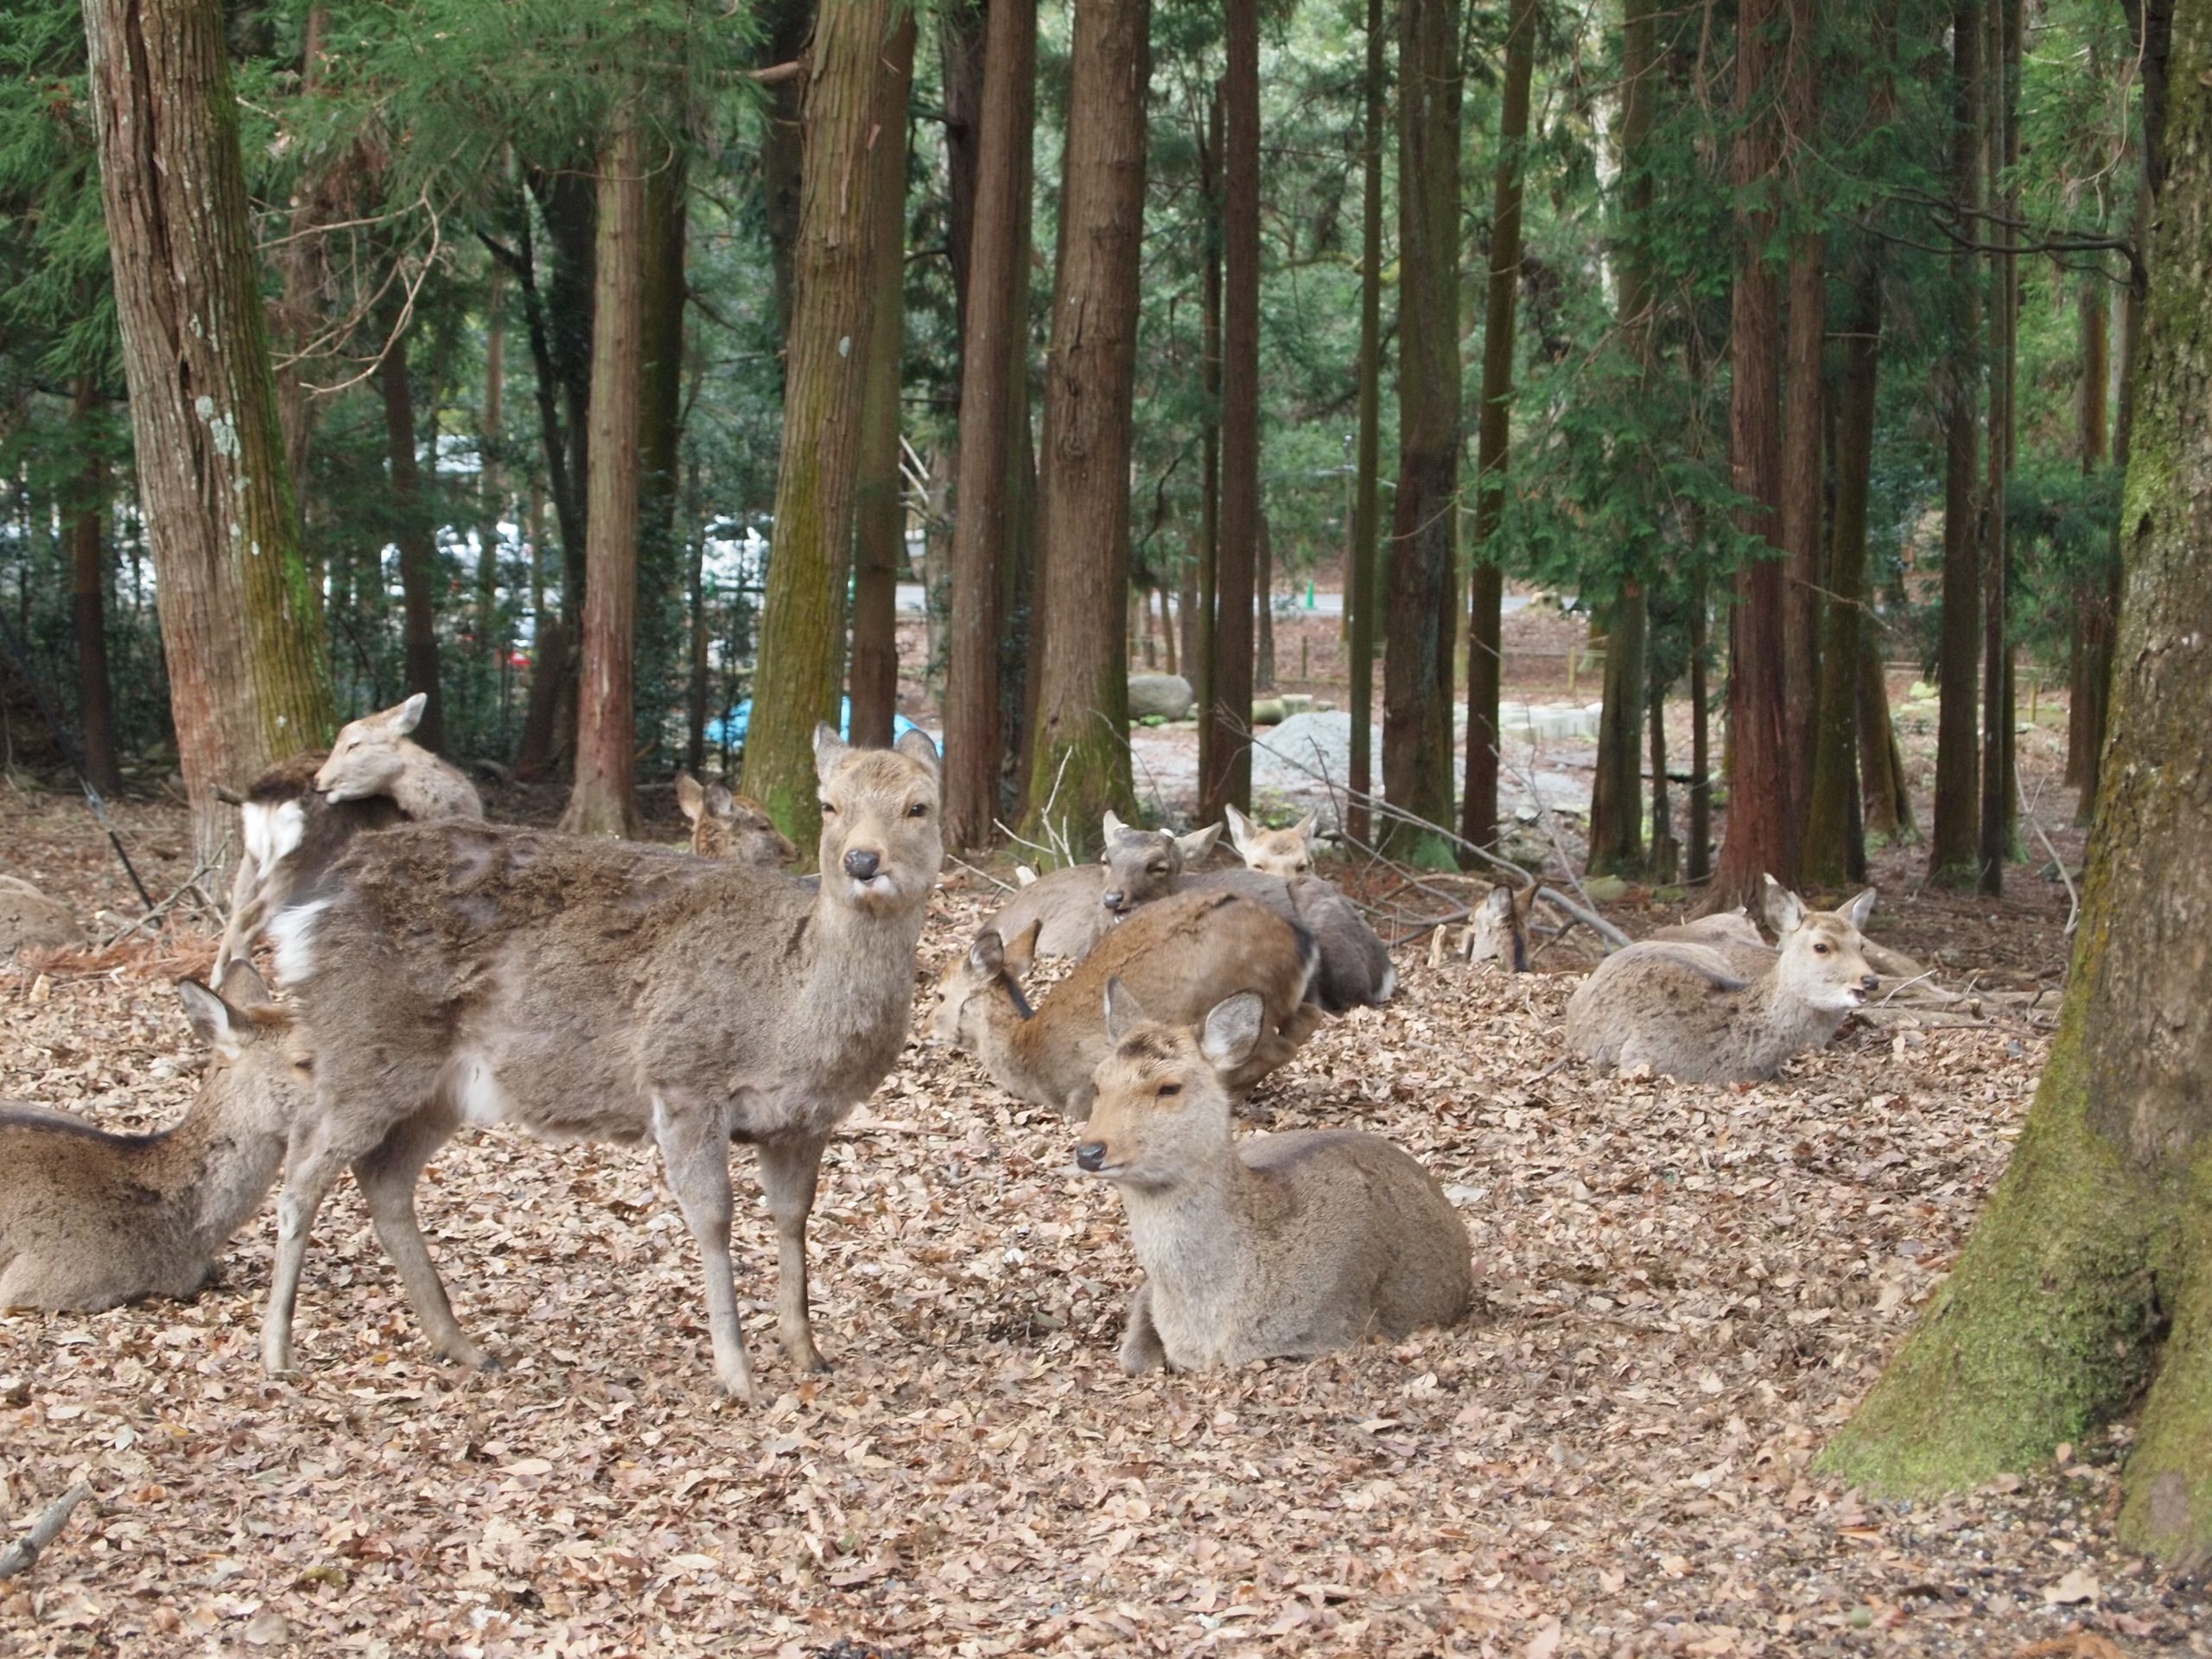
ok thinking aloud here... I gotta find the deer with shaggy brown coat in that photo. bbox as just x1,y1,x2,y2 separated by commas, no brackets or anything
1077,982,1472,1374
0,963,313,1311
675,772,798,867
931,888,1322,1120
259,727,943,1402
1567,880,1880,1083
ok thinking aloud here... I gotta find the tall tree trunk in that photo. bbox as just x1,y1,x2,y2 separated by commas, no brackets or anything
1018,0,1149,848
1978,0,2018,895
943,0,1037,849
636,148,690,756
1706,0,1793,910
1647,656,1678,883
1779,0,1825,820
1459,0,1532,857
939,0,988,350
1824,16,2212,1556
1858,625,1912,842
1930,0,1985,883
1254,517,1275,694
1586,0,1651,879
81,0,334,871
1346,0,1384,846
534,168,599,620
1803,260,1882,887
1194,90,1224,817
849,12,916,748
744,0,903,845
759,0,817,337
270,4,340,526
685,459,709,776
1202,0,1262,819
378,313,445,753
1688,569,1712,883
1387,0,1463,865
560,117,647,838
2066,280,2110,792
68,377,123,795
477,265,509,667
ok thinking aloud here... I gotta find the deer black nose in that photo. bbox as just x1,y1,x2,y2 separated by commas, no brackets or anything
1860,974,1880,993
1100,890,1124,910
844,849,881,880
1076,1142,1106,1173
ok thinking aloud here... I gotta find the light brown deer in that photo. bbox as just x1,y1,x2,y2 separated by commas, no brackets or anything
1566,878,1880,1083
314,693,484,821
259,726,943,1402
213,751,404,976
986,815,1222,959
1432,879,1535,972
0,963,313,1311
931,887,1322,1119
1224,804,1318,877
1078,982,1472,1374
675,772,798,867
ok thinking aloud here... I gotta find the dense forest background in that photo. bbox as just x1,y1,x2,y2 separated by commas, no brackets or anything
0,0,2154,900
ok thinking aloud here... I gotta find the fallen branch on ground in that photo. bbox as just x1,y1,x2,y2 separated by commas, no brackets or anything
0,1484,92,1580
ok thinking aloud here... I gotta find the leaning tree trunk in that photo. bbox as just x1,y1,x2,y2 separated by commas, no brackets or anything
1201,0,1261,821
743,0,903,848
81,0,334,874
560,117,647,838
849,12,917,750
1823,16,2212,1560
378,311,445,753
1385,0,1463,866
943,0,1038,849
1345,0,1385,846
1460,0,1534,860
69,375,122,796
1018,0,1151,849
1705,0,1794,911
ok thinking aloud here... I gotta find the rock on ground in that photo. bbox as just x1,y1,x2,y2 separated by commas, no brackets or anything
0,874,85,957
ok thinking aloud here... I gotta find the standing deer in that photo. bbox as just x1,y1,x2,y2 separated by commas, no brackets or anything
1,963,313,1311
931,888,1322,1119
676,772,798,867
213,752,403,976
1566,879,1880,1083
1078,982,1472,1373
1224,804,1318,877
260,726,943,1402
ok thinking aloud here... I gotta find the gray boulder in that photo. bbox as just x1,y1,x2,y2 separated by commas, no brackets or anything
0,875,86,957
1128,672,1194,721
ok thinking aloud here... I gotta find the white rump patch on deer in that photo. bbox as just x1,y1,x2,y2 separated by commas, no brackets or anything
242,798,306,868
267,898,331,983
451,1055,512,1129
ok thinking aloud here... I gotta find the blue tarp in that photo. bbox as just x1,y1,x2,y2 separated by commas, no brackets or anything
706,696,922,749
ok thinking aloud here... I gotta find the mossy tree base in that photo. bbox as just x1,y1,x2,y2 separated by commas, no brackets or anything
1018,721,1137,868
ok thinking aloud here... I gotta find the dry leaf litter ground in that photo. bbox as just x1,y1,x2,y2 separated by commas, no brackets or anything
3,773,2206,1659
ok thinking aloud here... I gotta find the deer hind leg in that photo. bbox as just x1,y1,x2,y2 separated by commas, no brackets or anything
755,1131,832,1376
213,854,265,976
651,1096,759,1403
351,1109,486,1370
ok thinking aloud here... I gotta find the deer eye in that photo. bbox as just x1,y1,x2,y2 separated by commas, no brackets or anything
1157,1082,1181,1098
1813,942,1830,955
1147,863,1168,876
818,799,837,816
906,802,929,818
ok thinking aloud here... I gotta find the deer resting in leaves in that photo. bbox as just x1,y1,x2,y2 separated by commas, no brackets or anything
259,726,944,1402
931,888,1322,1120
676,772,798,867
0,963,312,1311
1567,878,1881,1083
1078,982,1472,1374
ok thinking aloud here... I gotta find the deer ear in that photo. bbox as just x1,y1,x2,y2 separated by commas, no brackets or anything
1003,918,1042,976
1103,976,1151,1041
1762,874,1807,937
390,692,428,734
895,728,940,772
1199,993,1266,1071
1176,823,1222,864
177,978,246,1060
675,772,704,822
1224,803,1255,851
1293,810,1319,840
1102,809,1129,843
217,957,274,1010
812,722,850,781
968,931,1005,976
704,784,735,817
1843,887,1878,931
1480,883,1516,920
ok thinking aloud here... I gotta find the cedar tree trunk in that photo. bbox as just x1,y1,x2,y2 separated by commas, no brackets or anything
1345,0,1385,845
69,376,122,796
378,314,445,753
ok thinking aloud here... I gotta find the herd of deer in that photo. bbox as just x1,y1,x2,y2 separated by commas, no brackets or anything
1,704,1888,1397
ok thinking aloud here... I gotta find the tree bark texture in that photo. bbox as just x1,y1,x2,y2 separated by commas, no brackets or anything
1202,0,1262,820
477,265,509,665
1387,0,1462,865
1979,0,2019,894
1824,13,2212,1559
561,118,647,838
69,377,123,796
1707,0,1794,910
1779,0,1824,822
636,148,689,727
2067,280,2111,796
81,0,334,872
944,0,1038,849
1195,89,1224,816
759,0,817,338
1688,571,1712,884
850,12,917,749
378,315,445,753
1345,0,1385,846
939,0,988,352
1930,0,1985,883
1019,0,1151,848
744,0,905,847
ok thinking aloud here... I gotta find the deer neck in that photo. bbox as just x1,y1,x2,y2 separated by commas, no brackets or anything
972,978,1077,1109
1743,968,1842,1065
1117,1150,1258,1287
151,1103,289,1255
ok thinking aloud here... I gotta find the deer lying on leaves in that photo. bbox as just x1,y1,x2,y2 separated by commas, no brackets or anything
260,726,944,1402
1078,981,1472,1374
0,963,312,1311
1567,877,1880,1083
676,771,798,867
988,816,1222,959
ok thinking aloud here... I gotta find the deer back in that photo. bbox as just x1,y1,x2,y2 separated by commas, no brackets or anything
1181,868,1394,1009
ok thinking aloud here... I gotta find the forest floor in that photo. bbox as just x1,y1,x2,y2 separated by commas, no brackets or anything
3,639,2197,1659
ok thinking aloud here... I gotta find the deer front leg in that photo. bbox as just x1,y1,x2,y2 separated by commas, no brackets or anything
755,1132,832,1375
351,1110,489,1370
651,1097,759,1403
1119,1280,1166,1375
263,1126,358,1376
